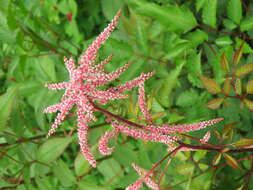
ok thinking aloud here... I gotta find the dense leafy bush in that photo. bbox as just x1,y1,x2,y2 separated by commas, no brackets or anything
1,0,253,189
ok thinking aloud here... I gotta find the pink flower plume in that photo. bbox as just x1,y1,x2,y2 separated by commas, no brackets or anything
44,10,154,167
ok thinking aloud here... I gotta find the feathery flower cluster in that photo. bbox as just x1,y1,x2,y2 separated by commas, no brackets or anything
44,10,154,167
44,10,223,190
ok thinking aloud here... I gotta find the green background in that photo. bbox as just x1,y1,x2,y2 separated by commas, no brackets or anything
0,0,253,189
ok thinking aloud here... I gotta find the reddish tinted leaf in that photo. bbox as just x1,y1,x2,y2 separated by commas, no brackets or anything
223,153,241,169
151,112,166,120
223,122,238,135
212,153,221,165
243,98,253,111
235,63,253,77
223,79,231,95
233,43,243,66
221,148,230,153
213,130,221,139
235,78,242,95
233,138,253,148
200,75,221,94
207,97,224,109
246,80,253,94
220,53,230,73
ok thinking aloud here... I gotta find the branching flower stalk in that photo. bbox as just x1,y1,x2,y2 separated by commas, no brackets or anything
42,10,249,190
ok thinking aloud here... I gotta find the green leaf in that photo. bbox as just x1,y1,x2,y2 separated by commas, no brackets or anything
0,12,16,43
168,112,185,123
53,159,76,187
196,0,207,12
19,81,42,97
223,18,237,30
176,89,199,107
246,80,253,94
22,167,31,186
164,42,190,59
7,2,18,30
187,52,203,87
200,75,221,94
97,158,122,184
157,61,185,107
37,137,72,163
215,36,233,47
185,29,208,47
78,181,109,190
10,100,25,135
58,0,77,15
193,150,207,162
36,56,57,81
135,16,149,55
101,0,123,20
202,0,217,28
68,0,77,17
107,38,133,55
240,15,253,31
175,163,194,175
74,152,91,176
0,0,10,14
207,97,225,109
227,0,242,24
65,20,83,43
35,177,52,190
0,85,19,132
129,0,197,34
234,63,253,77
235,79,242,95
113,143,138,167
33,88,49,128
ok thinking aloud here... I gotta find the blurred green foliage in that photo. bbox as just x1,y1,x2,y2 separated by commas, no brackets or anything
0,0,253,189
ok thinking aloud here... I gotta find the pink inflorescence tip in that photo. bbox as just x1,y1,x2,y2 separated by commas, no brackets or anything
126,163,159,190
